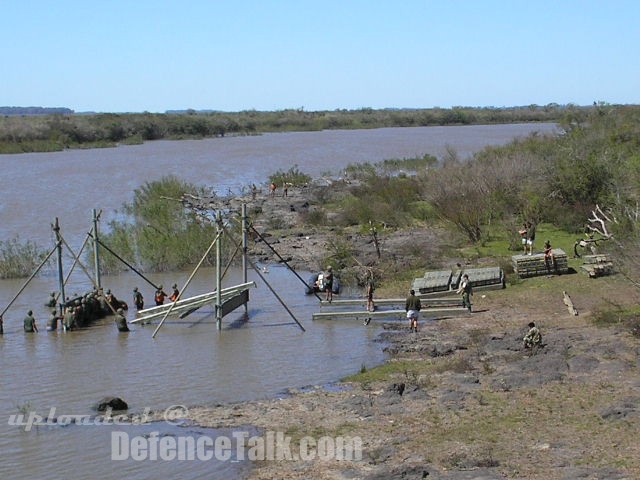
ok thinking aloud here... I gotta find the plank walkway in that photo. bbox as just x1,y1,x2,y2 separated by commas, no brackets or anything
319,297,462,308
312,306,470,321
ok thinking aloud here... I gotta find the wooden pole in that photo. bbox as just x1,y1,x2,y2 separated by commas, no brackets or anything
59,233,101,288
216,211,223,330
223,224,305,332
249,224,323,302
242,203,248,313
54,218,66,309
0,242,59,317
88,233,159,290
151,229,223,338
62,232,90,287
92,209,102,289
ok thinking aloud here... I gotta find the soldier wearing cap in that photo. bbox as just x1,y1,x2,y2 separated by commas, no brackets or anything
154,285,168,306
170,283,179,302
133,287,144,310
23,310,38,333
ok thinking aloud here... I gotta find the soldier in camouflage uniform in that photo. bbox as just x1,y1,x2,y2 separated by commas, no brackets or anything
523,322,542,348
23,310,38,333
46,309,61,331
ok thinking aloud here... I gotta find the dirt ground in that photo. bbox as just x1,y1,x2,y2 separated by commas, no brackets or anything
181,183,640,479
179,273,639,480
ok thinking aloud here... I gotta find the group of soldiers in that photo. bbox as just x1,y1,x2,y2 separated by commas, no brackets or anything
12,288,130,334
132,283,180,311
21,283,181,334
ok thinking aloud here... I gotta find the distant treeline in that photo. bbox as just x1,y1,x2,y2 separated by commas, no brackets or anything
0,106,74,116
0,104,591,154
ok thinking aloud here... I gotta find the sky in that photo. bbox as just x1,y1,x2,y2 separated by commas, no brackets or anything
1,0,639,113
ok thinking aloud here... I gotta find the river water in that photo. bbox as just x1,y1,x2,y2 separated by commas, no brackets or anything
0,123,557,479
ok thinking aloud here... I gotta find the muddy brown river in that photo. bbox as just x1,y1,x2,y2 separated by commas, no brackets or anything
0,123,558,479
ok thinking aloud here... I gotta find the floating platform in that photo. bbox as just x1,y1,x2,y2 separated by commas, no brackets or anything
512,249,568,278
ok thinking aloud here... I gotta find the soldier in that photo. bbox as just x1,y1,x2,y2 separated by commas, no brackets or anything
23,310,38,333
456,274,473,312
74,299,85,327
544,240,557,274
105,289,116,309
523,322,542,348
405,289,421,333
97,288,108,315
133,287,144,310
46,309,61,331
45,292,57,308
115,308,129,332
324,266,334,303
170,284,179,302
64,306,76,331
366,276,375,312
526,221,536,255
154,285,168,306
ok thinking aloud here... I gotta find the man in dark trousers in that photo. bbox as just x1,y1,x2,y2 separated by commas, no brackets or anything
457,274,473,312
133,287,144,310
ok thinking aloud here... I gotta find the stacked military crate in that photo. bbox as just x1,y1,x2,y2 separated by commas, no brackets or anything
412,270,454,294
412,267,504,294
512,249,569,278
580,254,614,277
456,267,505,289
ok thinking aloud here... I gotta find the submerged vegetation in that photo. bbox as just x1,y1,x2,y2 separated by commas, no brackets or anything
0,104,576,154
0,236,50,279
96,176,224,273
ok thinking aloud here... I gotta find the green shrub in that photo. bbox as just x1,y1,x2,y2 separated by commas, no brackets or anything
301,208,328,226
0,236,50,279
99,176,223,272
268,165,311,187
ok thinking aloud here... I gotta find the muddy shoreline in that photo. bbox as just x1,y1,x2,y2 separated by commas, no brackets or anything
175,183,640,479
170,283,639,480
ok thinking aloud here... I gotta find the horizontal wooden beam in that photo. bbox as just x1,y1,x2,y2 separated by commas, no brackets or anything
312,306,470,321
319,297,463,307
